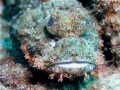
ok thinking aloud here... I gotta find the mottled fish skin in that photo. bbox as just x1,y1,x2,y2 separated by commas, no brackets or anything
12,0,104,80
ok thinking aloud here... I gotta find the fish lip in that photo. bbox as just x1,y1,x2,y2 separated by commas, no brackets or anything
46,59,95,69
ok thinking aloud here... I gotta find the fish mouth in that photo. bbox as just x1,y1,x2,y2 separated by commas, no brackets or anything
46,59,95,74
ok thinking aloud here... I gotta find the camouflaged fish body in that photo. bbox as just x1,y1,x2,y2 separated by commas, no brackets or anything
12,0,104,81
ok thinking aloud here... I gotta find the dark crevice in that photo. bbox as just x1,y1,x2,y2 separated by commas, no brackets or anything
44,26,59,41
101,34,113,61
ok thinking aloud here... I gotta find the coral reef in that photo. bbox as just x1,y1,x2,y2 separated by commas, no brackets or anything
1,0,120,90
90,0,120,36
89,0,120,66
11,0,104,81
0,57,29,89
0,56,46,90
88,66,120,90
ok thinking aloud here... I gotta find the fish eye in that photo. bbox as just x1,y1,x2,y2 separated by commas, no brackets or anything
47,16,54,27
